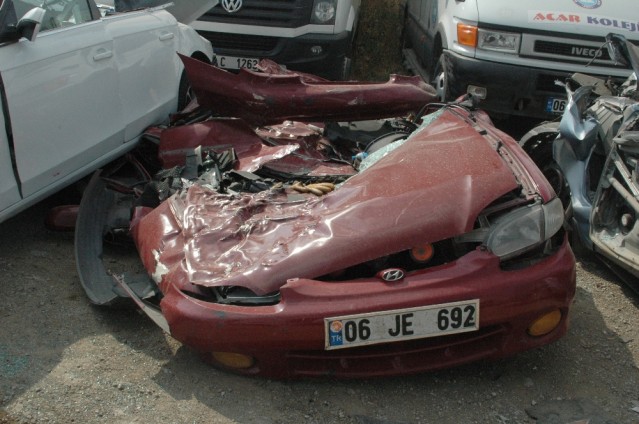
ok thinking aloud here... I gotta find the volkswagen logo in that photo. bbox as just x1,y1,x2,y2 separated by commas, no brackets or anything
221,0,243,13
378,268,406,283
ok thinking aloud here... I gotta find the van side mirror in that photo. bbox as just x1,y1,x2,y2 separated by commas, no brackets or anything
16,7,45,42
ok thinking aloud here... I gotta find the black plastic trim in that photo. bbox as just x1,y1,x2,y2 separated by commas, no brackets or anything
0,73,22,197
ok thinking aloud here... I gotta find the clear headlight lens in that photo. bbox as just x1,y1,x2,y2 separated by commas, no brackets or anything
477,29,521,53
486,198,563,260
312,0,336,24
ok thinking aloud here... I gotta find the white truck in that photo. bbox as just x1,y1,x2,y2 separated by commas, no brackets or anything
402,0,638,119
193,0,360,80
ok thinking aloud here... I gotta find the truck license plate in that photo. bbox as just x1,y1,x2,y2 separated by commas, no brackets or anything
324,299,479,350
546,97,566,114
214,55,260,70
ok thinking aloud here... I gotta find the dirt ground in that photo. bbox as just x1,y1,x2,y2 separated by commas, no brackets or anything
2,1,639,423
2,190,639,424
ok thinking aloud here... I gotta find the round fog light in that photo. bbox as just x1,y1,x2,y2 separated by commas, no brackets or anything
528,309,562,337
410,244,434,263
211,352,255,369
310,45,323,55
467,85,487,100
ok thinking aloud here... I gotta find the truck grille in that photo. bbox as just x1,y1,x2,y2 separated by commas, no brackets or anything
534,40,611,61
520,34,619,67
198,0,312,28
199,31,279,52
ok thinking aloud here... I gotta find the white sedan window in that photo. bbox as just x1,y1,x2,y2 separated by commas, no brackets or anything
36,0,93,31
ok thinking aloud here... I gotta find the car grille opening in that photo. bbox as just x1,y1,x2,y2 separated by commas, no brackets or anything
198,0,311,28
198,31,280,53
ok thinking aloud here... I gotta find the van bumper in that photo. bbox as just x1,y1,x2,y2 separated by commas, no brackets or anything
199,30,353,80
445,50,573,119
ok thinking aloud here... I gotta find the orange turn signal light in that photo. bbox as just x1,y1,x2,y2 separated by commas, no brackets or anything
457,23,478,48
211,352,255,369
528,310,562,337
410,244,435,263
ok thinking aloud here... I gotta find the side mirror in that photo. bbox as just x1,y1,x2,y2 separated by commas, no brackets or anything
16,7,45,42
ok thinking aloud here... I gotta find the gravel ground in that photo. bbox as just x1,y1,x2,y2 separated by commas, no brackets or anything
1,196,639,424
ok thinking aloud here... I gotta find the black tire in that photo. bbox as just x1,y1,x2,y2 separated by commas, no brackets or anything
177,55,211,110
177,70,195,112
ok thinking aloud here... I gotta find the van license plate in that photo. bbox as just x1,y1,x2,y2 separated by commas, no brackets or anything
325,299,479,350
546,97,566,114
214,55,259,70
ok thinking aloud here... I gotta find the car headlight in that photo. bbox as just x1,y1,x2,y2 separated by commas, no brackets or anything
477,29,520,54
486,198,563,260
311,0,336,24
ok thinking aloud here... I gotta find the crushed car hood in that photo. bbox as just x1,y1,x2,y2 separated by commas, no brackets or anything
132,109,519,296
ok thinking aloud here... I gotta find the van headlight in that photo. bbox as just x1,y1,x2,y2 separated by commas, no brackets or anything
312,0,336,24
477,29,520,54
486,198,564,260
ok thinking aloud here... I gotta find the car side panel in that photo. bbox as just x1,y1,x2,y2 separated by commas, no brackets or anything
0,19,123,198
103,11,182,141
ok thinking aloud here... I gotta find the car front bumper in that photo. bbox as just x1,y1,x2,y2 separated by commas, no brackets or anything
159,236,576,378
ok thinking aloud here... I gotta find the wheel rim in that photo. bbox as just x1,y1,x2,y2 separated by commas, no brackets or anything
432,60,447,101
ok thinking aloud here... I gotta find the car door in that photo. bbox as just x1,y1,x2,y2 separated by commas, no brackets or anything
0,0,122,200
102,9,180,141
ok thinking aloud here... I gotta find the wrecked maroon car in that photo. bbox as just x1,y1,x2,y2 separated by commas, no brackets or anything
73,58,576,378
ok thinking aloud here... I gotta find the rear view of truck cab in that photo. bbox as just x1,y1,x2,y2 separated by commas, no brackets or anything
193,0,360,80
403,0,637,119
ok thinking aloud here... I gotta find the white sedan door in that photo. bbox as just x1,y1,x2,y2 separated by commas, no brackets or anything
103,9,180,142
1,0,122,199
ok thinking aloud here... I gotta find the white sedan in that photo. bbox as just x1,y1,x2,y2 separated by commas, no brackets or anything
0,0,215,222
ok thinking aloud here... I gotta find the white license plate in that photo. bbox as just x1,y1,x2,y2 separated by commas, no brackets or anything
324,299,479,350
214,55,260,70
546,97,566,114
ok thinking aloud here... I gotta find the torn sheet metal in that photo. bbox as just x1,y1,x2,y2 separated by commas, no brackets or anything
158,118,356,177
179,55,438,126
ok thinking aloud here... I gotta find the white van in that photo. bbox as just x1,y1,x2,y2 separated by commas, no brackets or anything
402,0,638,118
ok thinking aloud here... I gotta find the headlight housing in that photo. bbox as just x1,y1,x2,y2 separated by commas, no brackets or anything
477,29,521,53
311,0,336,24
486,198,564,260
